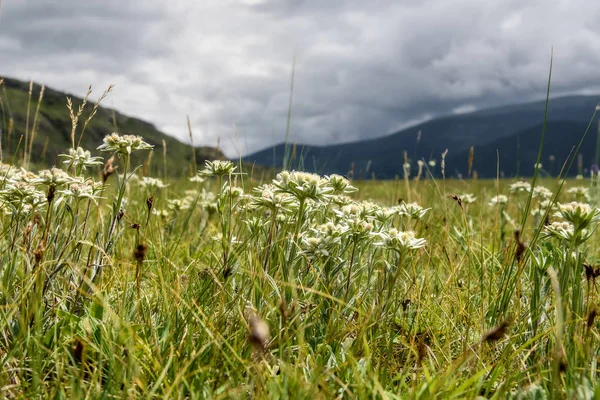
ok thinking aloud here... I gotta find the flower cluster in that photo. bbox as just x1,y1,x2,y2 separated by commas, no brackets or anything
59,147,103,171
97,133,153,155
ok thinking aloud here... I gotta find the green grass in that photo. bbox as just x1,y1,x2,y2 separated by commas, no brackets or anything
1,137,600,398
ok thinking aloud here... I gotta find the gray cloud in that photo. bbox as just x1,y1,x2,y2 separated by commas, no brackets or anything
2,0,600,157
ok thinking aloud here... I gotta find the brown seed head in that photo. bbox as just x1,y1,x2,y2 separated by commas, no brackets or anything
103,155,117,183
483,320,510,343
47,184,56,204
587,307,598,329
33,243,46,265
146,195,154,212
134,243,147,263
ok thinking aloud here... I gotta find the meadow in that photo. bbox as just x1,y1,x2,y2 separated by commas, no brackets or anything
1,128,600,399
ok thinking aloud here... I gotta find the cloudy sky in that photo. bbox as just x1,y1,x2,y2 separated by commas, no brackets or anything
2,0,600,157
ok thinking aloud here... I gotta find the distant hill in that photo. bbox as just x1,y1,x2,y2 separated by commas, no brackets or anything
244,95,600,178
0,77,224,176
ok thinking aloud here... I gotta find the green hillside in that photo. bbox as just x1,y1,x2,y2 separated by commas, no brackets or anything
0,77,224,176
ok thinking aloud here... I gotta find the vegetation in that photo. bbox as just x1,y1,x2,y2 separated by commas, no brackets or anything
0,77,224,176
2,121,600,398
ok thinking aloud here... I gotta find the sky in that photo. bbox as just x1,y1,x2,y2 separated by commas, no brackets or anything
2,0,600,157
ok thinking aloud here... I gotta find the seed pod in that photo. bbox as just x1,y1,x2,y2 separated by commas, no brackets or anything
248,313,270,354
483,320,510,343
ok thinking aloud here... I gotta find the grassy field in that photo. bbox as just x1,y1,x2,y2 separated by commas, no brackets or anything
1,132,600,399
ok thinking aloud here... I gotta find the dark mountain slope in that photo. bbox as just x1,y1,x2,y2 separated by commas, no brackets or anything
244,95,600,178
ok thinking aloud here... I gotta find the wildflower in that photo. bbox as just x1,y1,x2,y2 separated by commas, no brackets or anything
428,160,436,168
324,174,357,195
58,182,102,204
489,195,509,207
189,174,205,183
543,221,592,244
97,133,153,155
34,168,77,187
272,171,330,202
554,201,600,231
251,184,296,212
151,208,170,218
199,160,237,177
373,228,426,251
395,202,430,220
59,147,103,171
167,198,190,212
532,186,553,199
331,195,354,207
567,186,590,200
509,181,531,194
139,177,169,191
461,194,477,204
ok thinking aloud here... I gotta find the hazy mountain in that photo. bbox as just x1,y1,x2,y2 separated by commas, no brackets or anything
244,95,600,178
0,77,224,176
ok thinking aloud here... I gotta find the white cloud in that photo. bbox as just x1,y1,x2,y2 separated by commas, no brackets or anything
1,0,600,157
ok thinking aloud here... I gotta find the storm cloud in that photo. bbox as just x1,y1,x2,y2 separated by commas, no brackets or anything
2,0,600,156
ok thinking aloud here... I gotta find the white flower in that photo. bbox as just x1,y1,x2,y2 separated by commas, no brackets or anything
324,174,357,195
59,147,103,171
461,194,477,204
189,175,205,183
199,160,237,177
151,208,170,218
532,186,552,199
543,221,592,243
34,168,77,187
509,181,531,194
554,201,600,230
428,160,436,168
373,228,426,251
272,170,331,201
395,202,430,219
97,133,153,155
489,195,509,206
567,186,590,200
139,177,169,190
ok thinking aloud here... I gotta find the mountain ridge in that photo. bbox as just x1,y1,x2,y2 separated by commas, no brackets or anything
244,93,600,178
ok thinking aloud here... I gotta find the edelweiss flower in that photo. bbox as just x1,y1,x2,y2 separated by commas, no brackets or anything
373,228,426,251
34,168,77,187
199,160,237,177
509,181,531,194
272,171,331,201
460,194,477,204
532,186,553,199
324,174,357,195
567,186,590,200
554,201,600,231
139,177,169,190
489,195,508,207
59,147,103,171
97,133,153,155
59,182,102,204
394,202,430,219
543,221,592,244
